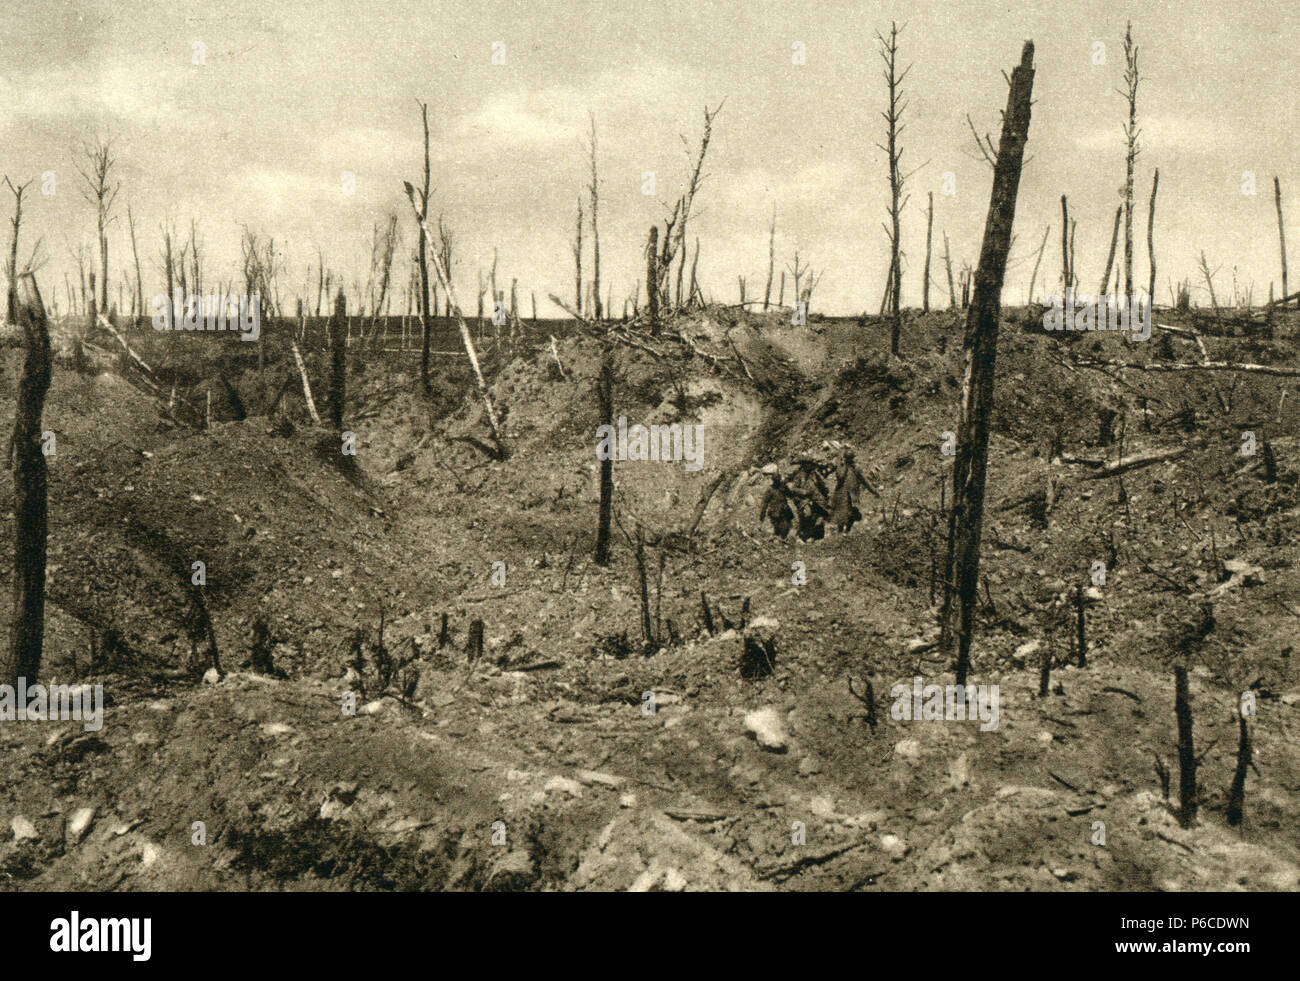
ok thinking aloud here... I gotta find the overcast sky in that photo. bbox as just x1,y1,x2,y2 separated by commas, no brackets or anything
0,0,1293,317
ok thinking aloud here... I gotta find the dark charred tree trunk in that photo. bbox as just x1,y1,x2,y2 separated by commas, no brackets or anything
942,41,1035,688
3,276,52,688
1075,585,1087,667
329,288,347,430
943,233,956,310
594,345,614,566
1148,169,1159,303
417,104,433,396
1275,176,1288,306
574,198,584,318
633,529,653,646
1226,704,1251,827
466,618,484,663
1059,195,1070,294
163,229,175,332
923,191,933,313
1175,665,1197,827
646,225,660,335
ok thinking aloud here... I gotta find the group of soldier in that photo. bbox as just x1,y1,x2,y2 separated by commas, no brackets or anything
758,444,880,541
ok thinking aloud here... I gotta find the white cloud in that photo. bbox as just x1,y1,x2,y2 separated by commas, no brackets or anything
450,92,573,147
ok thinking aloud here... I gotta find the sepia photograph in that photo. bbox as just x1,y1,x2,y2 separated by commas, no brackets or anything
0,0,1289,959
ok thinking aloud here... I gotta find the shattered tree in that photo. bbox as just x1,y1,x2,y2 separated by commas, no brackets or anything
329,287,347,430
594,343,614,566
942,41,1036,687
3,276,52,687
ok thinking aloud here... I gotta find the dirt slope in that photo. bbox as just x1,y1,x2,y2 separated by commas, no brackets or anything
1,308,1298,891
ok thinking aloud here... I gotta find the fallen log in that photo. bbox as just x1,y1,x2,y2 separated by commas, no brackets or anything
1082,446,1187,479
1076,357,1300,378
289,341,322,425
403,185,504,451
97,313,155,376
1154,324,1229,411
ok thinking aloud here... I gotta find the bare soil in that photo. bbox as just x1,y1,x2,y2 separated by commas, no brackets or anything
1,308,1297,891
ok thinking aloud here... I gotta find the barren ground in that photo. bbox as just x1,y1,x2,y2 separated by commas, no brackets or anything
1,308,1297,891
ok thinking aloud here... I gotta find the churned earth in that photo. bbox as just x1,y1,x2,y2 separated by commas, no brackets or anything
0,306,1297,890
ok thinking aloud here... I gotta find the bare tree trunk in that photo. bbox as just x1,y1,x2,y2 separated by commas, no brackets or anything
594,344,614,566
633,528,653,645
877,22,907,356
1148,169,1159,304
190,219,201,303
163,228,174,333
1060,195,1070,294
764,206,776,310
1027,224,1049,305
329,288,346,430
1075,585,1087,667
128,204,144,326
1069,218,1078,291
1174,665,1197,827
1275,176,1288,306
1199,250,1221,319
574,197,584,318
1099,205,1122,297
1226,704,1251,827
290,341,321,425
317,248,325,317
923,191,933,313
646,225,659,335
879,255,894,316
404,198,505,450
942,41,1035,688
3,178,30,324
943,233,956,309
3,276,51,687
589,113,602,321
416,104,433,395
688,238,700,309
1122,23,1140,298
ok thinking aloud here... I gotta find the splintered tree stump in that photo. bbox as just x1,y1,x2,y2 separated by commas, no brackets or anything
249,617,274,674
438,612,449,649
1175,666,1198,827
328,288,347,430
594,344,614,566
862,679,878,729
699,591,715,635
646,225,660,335
466,618,484,664
1038,648,1052,698
1227,705,1252,827
4,276,52,688
1262,440,1278,486
1154,754,1171,800
1075,586,1087,668
740,629,776,679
